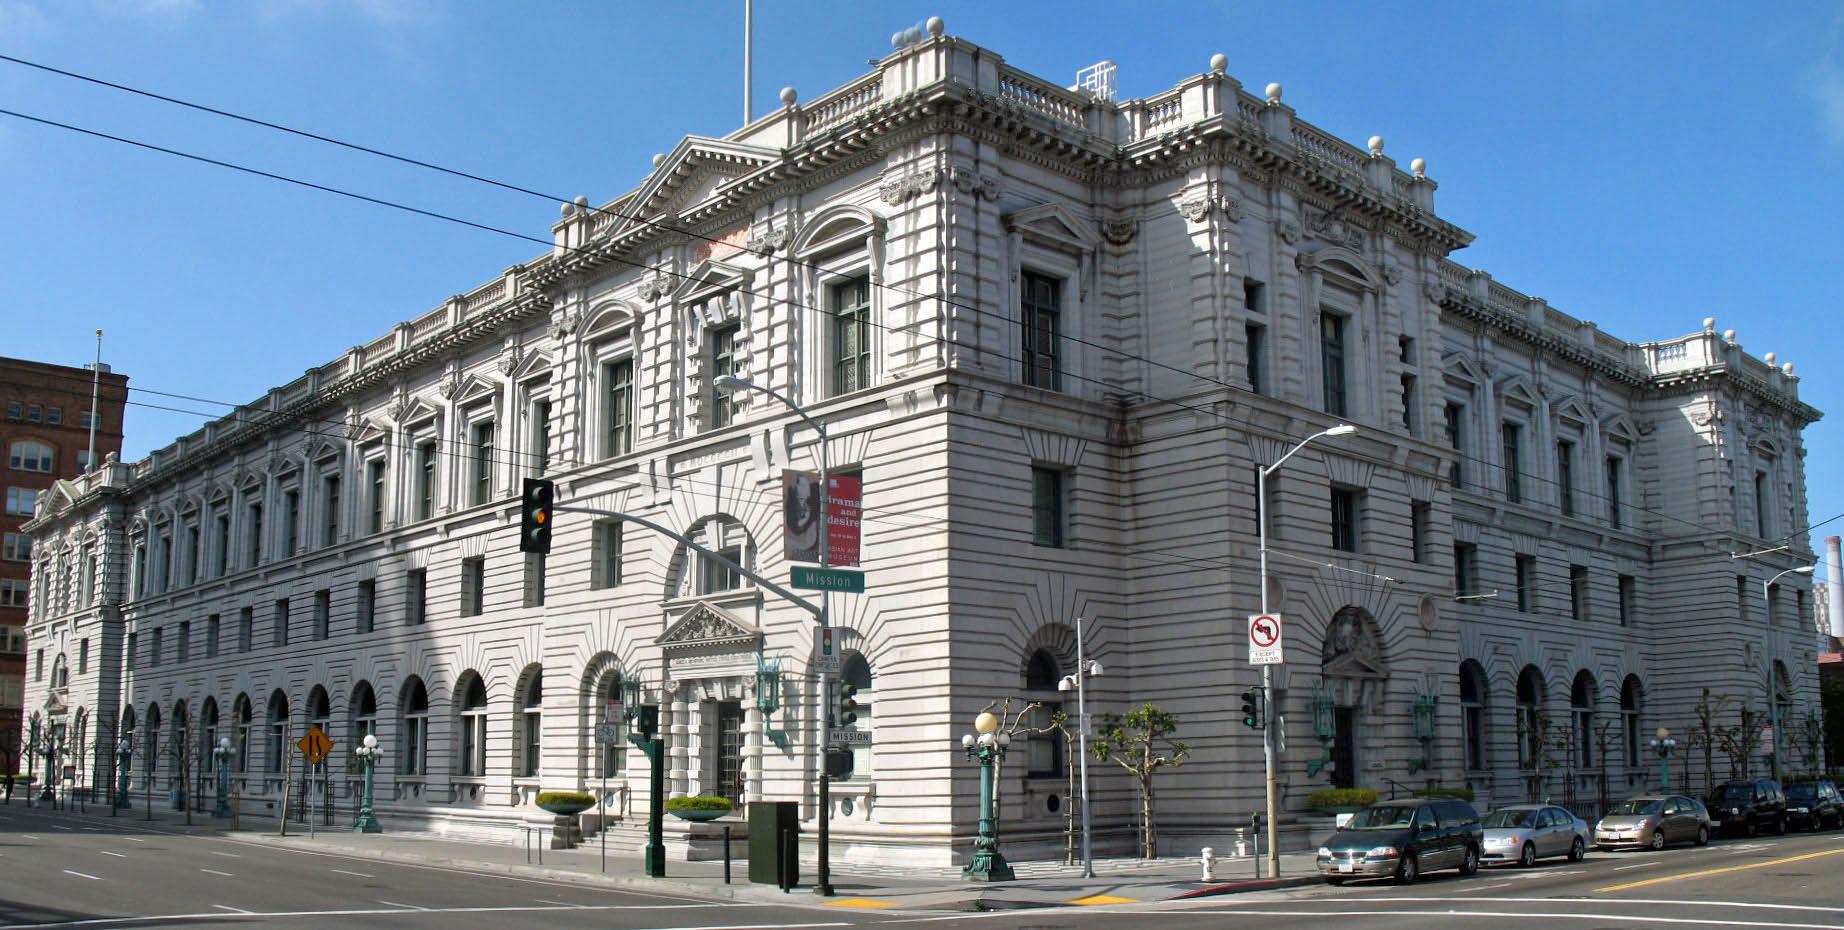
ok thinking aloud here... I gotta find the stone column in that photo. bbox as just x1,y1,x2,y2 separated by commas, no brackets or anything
743,679,763,806
669,682,692,798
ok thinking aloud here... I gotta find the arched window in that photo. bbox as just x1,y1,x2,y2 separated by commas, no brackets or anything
201,698,220,770
1516,666,1546,769
50,654,68,689
695,519,750,594
1021,649,1063,778
307,685,331,739
9,441,53,473
350,682,377,749
840,651,874,780
399,677,428,776
1460,660,1489,771
266,690,290,774
144,703,162,780
232,695,252,773
1772,661,1794,736
120,704,137,754
592,666,624,778
1571,671,1598,769
456,673,488,777
518,667,542,778
1620,676,1643,769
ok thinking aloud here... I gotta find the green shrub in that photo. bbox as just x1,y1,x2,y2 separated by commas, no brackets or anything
534,790,595,808
665,794,732,812
1308,787,1378,810
1422,787,1475,801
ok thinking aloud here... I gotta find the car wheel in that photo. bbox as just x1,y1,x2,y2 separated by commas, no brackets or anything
1744,818,1758,838
1569,837,1586,861
1774,816,1787,836
1461,846,1480,876
1695,825,1709,846
1519,842,1537,868
1323,876,1346,886
1650,828,1667,851
1397,852,1419,884
1812,816,1824,833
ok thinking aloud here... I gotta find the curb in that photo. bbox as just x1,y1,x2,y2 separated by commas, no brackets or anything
1168,875,1321,899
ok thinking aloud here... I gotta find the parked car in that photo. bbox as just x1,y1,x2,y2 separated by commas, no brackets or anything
1594,794,1711,850
1785,781,1844,832
1707,779,1787,837
1317,797,1483,884
1480,804,1590,867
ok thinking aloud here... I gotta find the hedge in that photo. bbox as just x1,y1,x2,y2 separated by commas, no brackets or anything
534,791,595,807
665,794,732,812
1308,787,1378,809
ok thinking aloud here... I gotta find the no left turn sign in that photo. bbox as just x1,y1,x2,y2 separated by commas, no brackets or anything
1248,613,1284,665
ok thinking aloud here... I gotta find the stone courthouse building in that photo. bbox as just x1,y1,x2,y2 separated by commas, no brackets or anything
23,22,1822,864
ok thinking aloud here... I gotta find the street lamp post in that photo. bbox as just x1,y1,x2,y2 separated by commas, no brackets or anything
212,737,235,819
961,711,1015,882
623,677,666,878
1648,727,1677,792
714,373,837,896
1761,565,1813,783
115,736,132,810
1254,422,1357,878
352,734,382,832
1056,617,1102,879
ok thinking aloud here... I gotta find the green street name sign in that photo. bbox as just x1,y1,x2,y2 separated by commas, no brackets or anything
791,565,866,593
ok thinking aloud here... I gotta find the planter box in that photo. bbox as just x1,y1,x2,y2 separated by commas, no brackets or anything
668,808,728,823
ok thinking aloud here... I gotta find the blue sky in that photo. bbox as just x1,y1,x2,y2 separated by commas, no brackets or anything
2,0,1841,558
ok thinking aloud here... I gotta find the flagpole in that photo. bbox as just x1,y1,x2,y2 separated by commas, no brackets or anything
86,330,102,473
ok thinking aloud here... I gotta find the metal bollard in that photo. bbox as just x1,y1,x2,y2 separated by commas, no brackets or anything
1200,847,1217,882
723,826,733,885
780,829,796,892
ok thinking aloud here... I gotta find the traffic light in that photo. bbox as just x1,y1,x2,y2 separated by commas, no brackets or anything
520,478,555,554
1240,687,1265,731
835,682,860,727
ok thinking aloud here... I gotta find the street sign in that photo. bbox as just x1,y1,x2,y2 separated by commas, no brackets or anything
829,728,871,745
814,627,842,675
1248,613,1284,665
594,722,622,746
296,726,333,764
792,565,865,593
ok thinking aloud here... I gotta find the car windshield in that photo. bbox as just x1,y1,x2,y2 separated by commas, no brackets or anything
1482,809,1537,828
1609,798,1664,815
1720,785,1754,800
1346,805,1417,829
1787,784,1818,799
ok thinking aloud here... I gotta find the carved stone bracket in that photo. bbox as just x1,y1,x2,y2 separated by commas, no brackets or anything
1276,219,1301,245
636,274,672,303
878,167,942,205
1101,218,1137,245
746,225,791,254
1380,261,1402,286
948,165,1000,201
1177,191,1244,225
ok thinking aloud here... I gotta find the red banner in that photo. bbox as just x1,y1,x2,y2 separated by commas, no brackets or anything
826,473,862,568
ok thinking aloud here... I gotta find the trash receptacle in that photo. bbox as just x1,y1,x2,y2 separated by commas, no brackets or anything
748,801,800,886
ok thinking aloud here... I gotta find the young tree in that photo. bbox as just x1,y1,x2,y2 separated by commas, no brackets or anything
1090,703,1188,858
1687,689,1732,798
1825,673,1844,771
977,697,1054,820
1716,706,1764,781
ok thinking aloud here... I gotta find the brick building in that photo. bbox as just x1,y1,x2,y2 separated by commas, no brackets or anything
1,357,127,769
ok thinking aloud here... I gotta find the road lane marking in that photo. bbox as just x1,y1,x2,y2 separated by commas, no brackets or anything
99,851,126,858
1069,895,1136,905
1321,896,1844,914
199,868,234,877
377,901,428,911
209,906,251,914
1612,861,1659,870
61,870,101,880
49,824,73,830
328,869,373,878
1457,882,1514,893
532,899,576,907
21,834,39,840
1596,845,1844,892
208,851,240,858
827,898,900,909
0,911,845,930
1104,907,1844,928
122,836,145,842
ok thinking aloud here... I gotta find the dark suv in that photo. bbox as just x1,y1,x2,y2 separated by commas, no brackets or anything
1317,798,1484,884
1785,781,1844,832
1707,779,1786,837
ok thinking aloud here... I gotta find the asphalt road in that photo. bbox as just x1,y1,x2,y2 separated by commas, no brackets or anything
1,802,1842,930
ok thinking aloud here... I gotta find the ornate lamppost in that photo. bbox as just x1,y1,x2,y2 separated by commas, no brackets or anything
1649,727,1678,792
623,677,665,878
211,737,234,818
114,735,133,809
960,711,1014,882
352,733,382,833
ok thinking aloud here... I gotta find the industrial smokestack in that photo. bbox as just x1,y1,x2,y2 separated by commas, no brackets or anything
1826,535,1843,639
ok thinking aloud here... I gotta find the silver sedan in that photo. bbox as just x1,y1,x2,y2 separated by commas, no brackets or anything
1480,804,1590,867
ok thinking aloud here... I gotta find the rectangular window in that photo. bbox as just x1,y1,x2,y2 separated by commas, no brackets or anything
532,398,553,474
177,620,190,664
1444,403,1465,488
1618,575,1635,627
604,359,634,457
471,420,495,506
185,522,200,584
281,489,300,559
1501,422,1523,503
707,326,739,429
1244,278,1265,315
322,474,340,546
1796,588,1807,629
2,402,16,420
0,579,27,607
83,547,97,604
1410,501,1429,564
1021,271,1062,391
131,543,146,599
245,502,264,567
1754,470,1771,538
461,557,485,617
126,632,137,670
312,589,330,640
1,533,30,561
1245,322,1267,395
366,459,386,534
1515,555,1536,612
407,568,427,625
151,627,163,667
273,597,289,647
357,579,376,634
25,404,40,423
4,487,37,515
1320,312,1347,416
1329,487,1360,553
1557,440,1576,516
206,614,220,658
1737,575,1750,619
415,442,437,520
79,412,98,430
524,553,546,608
1605,456,1623,528
593,519,623,589
46,406,61,425
214,511,230,577
1767,583,1780,627
1569,565,1589,621
1400,373,1418,435
1031,466,1065,548
832,278,872,395
697,527,743,595
1453,543,1477,596
79,637,88,673
238,606,253,652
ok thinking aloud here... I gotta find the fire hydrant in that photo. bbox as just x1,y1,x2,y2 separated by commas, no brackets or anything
1200,847,1217,881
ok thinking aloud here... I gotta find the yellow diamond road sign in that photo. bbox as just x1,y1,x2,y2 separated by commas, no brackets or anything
297,726,333,764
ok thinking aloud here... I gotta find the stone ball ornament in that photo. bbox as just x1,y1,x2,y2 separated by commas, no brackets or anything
1265,82,1283,103
1410,157,1427,178
926,15,944,36
1210,53,1227,73
780,86,798,107
1368,135,1385,156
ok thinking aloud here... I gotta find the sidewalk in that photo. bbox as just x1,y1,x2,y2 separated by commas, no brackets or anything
34,801,1322,911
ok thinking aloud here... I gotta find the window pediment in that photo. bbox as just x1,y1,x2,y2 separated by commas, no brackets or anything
624,137,779,226
791,205,886,260
1005,203,1100,254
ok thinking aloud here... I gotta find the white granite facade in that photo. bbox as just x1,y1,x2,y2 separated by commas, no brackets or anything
21,26,1821,865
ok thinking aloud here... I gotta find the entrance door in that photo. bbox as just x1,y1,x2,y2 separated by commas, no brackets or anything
716,701,745,804
1331,706,1357,790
